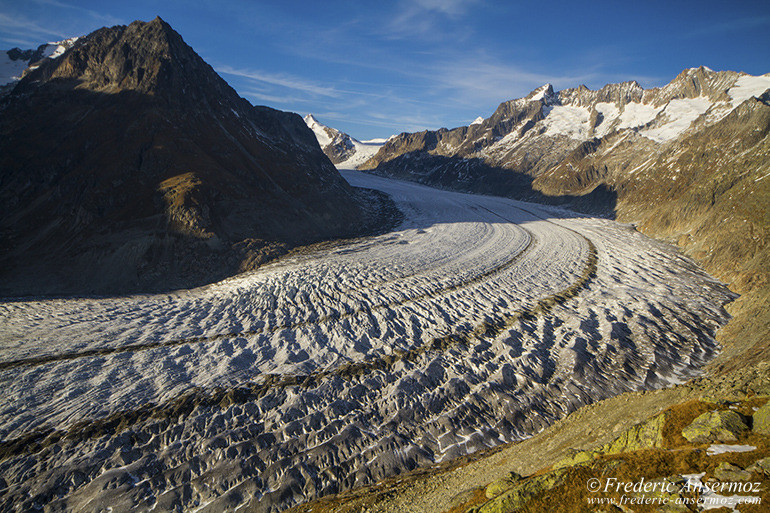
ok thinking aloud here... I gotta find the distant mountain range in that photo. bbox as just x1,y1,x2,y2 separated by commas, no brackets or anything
356,66,770,370
304,114,388,169
0,18,391,296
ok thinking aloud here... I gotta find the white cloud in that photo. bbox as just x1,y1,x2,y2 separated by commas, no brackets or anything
0,12,67,43
28,0,121,26
383,0,480,40
217,65,341,98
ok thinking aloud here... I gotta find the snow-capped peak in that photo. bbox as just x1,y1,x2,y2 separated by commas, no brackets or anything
529,83,555,102
304,114,389,170
304,113,321,127
45,37,79,59
470,116,484,125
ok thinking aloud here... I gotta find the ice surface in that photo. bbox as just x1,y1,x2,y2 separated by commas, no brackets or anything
0,171,734,512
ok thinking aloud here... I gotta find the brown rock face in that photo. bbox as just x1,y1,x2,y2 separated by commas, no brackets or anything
0,17,384,295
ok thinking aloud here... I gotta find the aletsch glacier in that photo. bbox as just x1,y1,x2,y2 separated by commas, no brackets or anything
0,170,734,512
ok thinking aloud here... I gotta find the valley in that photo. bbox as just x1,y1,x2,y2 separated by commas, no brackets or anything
0,171,734,512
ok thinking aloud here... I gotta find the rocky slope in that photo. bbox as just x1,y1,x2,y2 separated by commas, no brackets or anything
304,114,386,169
0,18,390,296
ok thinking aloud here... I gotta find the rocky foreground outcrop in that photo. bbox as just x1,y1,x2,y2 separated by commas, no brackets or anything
0,18,391,296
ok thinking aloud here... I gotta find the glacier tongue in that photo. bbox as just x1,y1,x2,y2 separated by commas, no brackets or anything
0,171,734,513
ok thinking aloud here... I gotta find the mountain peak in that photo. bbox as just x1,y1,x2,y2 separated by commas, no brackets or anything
527,83,555,102
11,17,245,110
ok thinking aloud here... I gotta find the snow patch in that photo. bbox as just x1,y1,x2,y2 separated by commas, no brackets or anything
640,96,712,143
728,74,770,106
304,114,332,147
530,83,553,101
542,105,591,139
335,139,384,170
0,51,29,86
470,116,484,125
617,102,661,130
594,102,620,137
1,37,79,87
706,444,756,456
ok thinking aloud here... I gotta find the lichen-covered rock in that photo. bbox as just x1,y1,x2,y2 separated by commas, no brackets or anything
681,410,748,443
553,449,596,469
555,412,668,469
747,457,770,474
752,400,770,435
714,462,751,481
485,471,523,499
477,469,567,513
604,412,667,454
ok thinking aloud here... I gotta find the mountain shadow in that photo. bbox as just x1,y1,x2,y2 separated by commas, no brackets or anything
365,151,617,218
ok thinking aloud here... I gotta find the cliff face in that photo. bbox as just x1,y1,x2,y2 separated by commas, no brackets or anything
0,18,385,296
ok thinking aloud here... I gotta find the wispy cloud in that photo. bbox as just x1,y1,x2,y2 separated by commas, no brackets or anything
383,0,480,40
217,65,341,98
0,1,120,48
430,58,601,105
0,12,67,43
29,0,121,26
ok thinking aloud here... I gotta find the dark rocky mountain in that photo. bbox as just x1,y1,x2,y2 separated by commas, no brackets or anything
359,67,770,368
0,17,391,296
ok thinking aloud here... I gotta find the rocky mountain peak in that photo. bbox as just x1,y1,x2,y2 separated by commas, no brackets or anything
645,67,738,105
526,83,555,102
17,16,242,110
0,18,381,295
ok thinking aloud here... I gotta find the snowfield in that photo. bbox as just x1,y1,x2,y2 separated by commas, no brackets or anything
0,171,734,512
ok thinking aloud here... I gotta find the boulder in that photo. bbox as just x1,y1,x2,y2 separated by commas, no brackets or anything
681,410,748,443
747,457,770,474
713,462,751,482
752,401,770,435
477,469,567,513
485,471,523,499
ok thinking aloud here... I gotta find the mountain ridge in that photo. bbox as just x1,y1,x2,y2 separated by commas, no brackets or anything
358,66,770,371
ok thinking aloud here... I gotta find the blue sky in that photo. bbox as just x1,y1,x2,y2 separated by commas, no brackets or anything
1,0,769,140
